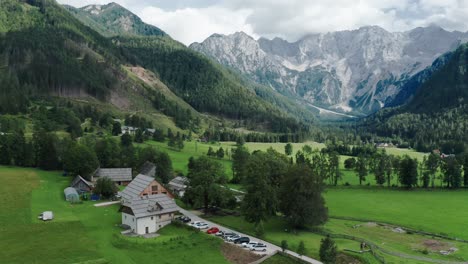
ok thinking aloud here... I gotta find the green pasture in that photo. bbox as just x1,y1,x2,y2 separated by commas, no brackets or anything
0,166,228,264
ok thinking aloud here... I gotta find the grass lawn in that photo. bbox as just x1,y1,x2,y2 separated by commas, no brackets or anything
219,141,325,154
384,147,428,161
325,188,468,240
0,166,229,264
139,140,234,177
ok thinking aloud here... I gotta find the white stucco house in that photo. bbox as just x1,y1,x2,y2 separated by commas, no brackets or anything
120,194,178,235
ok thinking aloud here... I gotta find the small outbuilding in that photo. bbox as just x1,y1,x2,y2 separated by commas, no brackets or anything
71,175,94,193
64,187,80,203
168,176,189,197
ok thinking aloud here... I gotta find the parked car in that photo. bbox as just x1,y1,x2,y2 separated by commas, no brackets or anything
222,232,237,240
206,227,220,234
227,235,241,242
194,223,209,229
189,221,202,227
242,241,258,248
234,237,250,244
215,230,225,236
249,243,267,252
176,216,191,223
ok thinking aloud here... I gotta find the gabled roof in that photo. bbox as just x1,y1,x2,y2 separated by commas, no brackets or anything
123,194,178,218
120,174,155,201
95,168,132,182
139,161,156,176
168,176,189,191
71,175,94,188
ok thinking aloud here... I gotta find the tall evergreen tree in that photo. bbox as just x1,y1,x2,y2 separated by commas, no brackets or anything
319,235,338,264
280,164,328,228
398,155,418,188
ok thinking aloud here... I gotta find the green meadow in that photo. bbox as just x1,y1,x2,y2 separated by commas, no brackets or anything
0,166,229,264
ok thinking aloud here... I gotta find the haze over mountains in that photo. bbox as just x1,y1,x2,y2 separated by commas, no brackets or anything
191,26,468,115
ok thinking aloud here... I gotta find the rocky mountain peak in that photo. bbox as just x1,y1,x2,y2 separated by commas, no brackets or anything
190,26,468,115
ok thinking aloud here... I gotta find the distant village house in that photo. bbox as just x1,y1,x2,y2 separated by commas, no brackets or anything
93,168,132,186
168,176,189,197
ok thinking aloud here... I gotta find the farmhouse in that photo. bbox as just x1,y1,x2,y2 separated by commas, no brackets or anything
139,161,156,178
70,175,94,193
120,174,174,205
93,168,132,186
120,194,178,235
168,176,189,197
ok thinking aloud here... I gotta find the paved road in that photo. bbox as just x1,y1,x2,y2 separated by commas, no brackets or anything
178,208,322,264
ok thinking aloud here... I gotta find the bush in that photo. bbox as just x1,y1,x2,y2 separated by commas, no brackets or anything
93,177,118,198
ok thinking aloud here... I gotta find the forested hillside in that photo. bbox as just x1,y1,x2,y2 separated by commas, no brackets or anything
116,36,307,133
61,2,313,134
359,43,468,153
0,0,311,136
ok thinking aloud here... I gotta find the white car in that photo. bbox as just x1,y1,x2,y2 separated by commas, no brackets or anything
242,241,258,248
194,223,209,229
249,243,267,252
189,221,202,227
226,235,241,242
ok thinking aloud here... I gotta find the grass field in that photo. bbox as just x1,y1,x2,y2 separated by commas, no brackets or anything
0,166,229,264
139,140,235,177
325,188,468,240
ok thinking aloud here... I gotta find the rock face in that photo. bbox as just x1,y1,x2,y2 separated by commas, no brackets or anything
64,3,166,37
190,26,468,114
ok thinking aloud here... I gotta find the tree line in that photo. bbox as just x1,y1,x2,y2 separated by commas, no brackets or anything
0,129,174,183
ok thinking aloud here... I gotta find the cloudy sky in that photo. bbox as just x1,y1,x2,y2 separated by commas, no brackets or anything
58,0,468,45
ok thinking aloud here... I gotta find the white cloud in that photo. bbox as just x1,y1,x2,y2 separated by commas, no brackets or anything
138,6,256,45
58,0,468,45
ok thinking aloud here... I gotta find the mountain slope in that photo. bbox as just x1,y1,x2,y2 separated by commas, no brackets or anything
190,27,468,115
64,3,166,37
64,3,315,133
0,0,202,133
359,43,468,152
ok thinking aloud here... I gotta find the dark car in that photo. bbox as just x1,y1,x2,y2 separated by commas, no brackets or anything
176,215,191,223
234,237,250,244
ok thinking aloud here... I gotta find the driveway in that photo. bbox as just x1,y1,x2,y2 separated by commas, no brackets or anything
178,208,322,264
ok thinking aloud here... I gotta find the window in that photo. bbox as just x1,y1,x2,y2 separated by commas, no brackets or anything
169,213,172,217
125,215,127,219
159,215,161,219
151,217,154,220
151,185,158,191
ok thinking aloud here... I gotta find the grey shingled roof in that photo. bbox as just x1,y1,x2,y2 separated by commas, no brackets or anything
168,176,189,191
95,168,132,182
71,175,94,188
120,174,155,201
139,161,156,176
125,194,178,218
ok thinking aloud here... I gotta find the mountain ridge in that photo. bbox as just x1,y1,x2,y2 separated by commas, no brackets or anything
190,26,468,115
